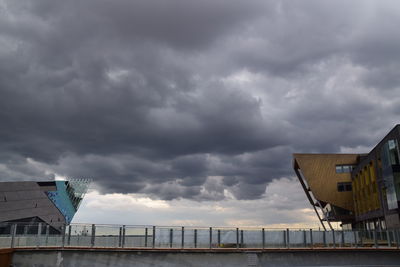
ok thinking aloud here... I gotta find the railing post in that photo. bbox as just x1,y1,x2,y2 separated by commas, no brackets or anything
396,229,399,249
61,225,66,248
310,229,313,248
152,226,156,248
181,227,184,249
36,222,42,248
11,224,17,249
45,225,49,246
387,230,392,247
91,224,95,247
240,230,244,248
118,227,122,247
122,225,125,248
236,228,239,249
262,228,265,249
374,228,378,248
169,228,173,248
145,227,148,248
286,228,290,249
120,225,125,248
67,225,71,246
209,227,212,249
332,229,336,248
194,229,197,248
323,230,326,247
360,230,363,247
354,230,358,248
303,230,306,247
218,229,221,248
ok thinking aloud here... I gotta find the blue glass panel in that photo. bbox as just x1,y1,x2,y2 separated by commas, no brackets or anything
46,181,77,224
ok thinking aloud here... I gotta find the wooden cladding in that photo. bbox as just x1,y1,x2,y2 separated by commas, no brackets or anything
293,153,359,211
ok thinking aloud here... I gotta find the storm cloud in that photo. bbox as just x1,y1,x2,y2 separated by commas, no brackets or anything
1,0,400,205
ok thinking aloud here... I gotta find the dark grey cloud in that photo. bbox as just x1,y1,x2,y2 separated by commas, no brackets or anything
1,0,400,202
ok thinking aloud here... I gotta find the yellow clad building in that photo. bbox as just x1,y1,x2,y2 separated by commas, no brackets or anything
293,125,400,230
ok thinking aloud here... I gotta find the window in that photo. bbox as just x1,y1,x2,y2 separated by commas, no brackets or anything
335,165,355,173
338,182,352,192
342,165,350,173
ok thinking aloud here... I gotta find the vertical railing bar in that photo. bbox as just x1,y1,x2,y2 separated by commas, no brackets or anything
236,228,239,249
332,229,336,248
240,230,244,248
218,229,221,248
37,222,42,248
122,225,125,248
11,224,17,249
354,230,358,248
396,229,399,249
209,227,212,249
194,229,197,248
360,230,363,247
67,225,71,246
118,227,122,247
61,225,66,248
45,225,49,246
181,227,184,249
169,228,173,248
309,229,313,248
91,224,95,248
286,228,290,249
374,228,378,248
262,228,265,249
323,230,326,247
387,229,391,247
303,230,306,247
152,226,156,248
145,227,148,248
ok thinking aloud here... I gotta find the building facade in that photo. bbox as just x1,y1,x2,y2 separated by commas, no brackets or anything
0,179,90,232
293,125,400,230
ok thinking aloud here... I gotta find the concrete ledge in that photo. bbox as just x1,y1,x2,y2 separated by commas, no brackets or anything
10,247,400,267
10,246,400,252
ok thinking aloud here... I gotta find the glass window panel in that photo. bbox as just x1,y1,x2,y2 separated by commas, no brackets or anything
381,143,391,168
388,139,400,165
337,184,345,192
342,166,350,173
336,166,343,173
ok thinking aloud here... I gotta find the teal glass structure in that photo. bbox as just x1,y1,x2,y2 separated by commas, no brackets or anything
46,179,91,224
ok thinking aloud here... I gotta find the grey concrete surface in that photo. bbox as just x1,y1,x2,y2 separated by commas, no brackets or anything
11,249,400,267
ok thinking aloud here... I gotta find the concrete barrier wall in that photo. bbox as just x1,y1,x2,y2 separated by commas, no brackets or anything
11,249,400,267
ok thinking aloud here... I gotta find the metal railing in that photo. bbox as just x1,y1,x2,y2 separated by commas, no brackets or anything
1,222,399,249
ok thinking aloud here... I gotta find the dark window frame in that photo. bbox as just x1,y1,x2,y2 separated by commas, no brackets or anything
337,182,352,192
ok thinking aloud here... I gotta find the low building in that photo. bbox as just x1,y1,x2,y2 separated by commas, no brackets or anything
293,124,400,230
0,179,90,233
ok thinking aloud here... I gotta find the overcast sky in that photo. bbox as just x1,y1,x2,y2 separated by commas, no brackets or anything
1,0,400,228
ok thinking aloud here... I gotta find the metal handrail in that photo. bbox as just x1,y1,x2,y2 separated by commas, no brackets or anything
0,222,399,250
